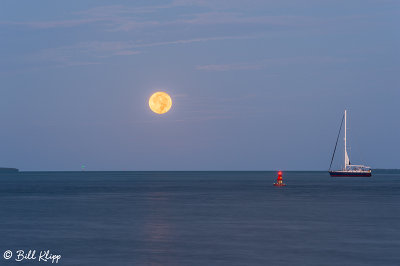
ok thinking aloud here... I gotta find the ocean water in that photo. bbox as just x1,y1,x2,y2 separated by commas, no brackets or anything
0,171,399,266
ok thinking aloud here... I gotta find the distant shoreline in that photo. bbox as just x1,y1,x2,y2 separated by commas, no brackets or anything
0,168,19,173
1,169,399,173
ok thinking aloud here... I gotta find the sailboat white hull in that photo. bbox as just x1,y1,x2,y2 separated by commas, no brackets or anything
329,170,371,177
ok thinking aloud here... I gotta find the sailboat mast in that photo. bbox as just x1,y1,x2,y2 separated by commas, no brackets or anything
344,109,347,168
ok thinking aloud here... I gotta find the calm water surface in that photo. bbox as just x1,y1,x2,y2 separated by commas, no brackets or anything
0,171,399,265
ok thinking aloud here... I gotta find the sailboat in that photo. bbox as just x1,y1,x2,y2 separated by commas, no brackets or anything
329,110,372,177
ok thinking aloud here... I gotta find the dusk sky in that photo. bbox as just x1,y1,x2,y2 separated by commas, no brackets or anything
0,0,399,171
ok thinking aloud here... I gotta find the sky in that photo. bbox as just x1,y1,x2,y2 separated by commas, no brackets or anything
0,0,399,171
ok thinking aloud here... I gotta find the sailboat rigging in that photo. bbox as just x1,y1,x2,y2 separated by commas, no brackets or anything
329,110,371,177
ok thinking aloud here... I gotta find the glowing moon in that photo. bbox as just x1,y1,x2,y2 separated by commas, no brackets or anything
149,92,172,114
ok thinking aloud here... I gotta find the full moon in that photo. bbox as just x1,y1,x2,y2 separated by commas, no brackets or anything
149,92,172,114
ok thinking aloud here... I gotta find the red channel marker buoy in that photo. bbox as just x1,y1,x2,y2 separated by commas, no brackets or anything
273,171,286,187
